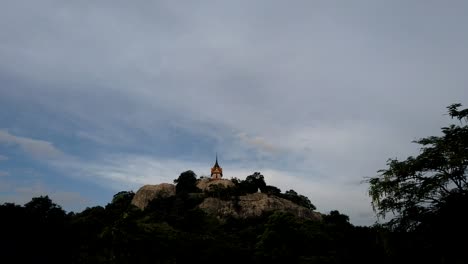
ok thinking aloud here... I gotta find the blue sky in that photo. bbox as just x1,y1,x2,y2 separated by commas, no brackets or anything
1,0,468,225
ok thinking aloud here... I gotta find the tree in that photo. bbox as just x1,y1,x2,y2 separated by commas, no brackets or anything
323,210,351,227
263,185,281,195
368,104,468,231
111,191,135,205
255,212,305,262
24,195,66,223
174,170,200,194
106,191,136,219
244,172,267,193
284,190,316,210
22,196,68,262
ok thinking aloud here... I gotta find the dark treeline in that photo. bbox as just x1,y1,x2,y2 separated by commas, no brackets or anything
0,189,383,263
0,104,466,263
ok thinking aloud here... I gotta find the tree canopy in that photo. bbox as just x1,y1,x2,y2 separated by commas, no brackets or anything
368,103,468,231
174,170,200,194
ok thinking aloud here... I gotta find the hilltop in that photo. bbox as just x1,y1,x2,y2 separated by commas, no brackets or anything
131,172,321,221
0,170,383,264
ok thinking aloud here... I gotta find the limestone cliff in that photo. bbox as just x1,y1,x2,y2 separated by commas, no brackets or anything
196,178,235,191
198,193,322,221
131,180,321,221
131,183,175,209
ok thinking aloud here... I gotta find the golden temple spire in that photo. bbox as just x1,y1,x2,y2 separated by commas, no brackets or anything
211,153,223,179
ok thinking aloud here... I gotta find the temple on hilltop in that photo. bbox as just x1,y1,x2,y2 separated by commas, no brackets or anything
211,154,223,180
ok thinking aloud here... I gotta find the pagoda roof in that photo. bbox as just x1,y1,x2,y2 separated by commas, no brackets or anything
213,154,220,168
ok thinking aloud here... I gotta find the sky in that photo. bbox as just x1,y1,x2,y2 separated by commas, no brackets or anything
1,0,468,226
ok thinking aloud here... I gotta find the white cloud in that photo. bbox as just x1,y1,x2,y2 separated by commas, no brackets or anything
76,131,111,145
0,130,63,159
0,171,9,177
237,132,279,155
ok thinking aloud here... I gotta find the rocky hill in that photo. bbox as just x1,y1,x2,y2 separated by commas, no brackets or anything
131,183,175,209
199,192,322,221
131,179,322,221
196,178,235,191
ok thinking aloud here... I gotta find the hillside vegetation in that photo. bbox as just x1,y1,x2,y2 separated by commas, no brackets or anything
1,172,381,263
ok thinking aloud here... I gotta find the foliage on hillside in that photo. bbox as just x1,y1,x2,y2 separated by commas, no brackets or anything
368,103,468,263
201,172,316,211
0,174,382,264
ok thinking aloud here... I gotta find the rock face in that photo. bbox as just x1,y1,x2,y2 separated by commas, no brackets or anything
196,178,235,191
131,183,176,209
198,193,322,221
132,181,321,222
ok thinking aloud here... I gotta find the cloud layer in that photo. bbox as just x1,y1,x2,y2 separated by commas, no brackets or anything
0,130,63,159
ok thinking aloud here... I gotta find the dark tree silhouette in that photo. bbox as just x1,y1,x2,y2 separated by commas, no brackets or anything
368,103,468,263
368,103,468,231
174,170,200,194
284,190,316,210
244,172,267,193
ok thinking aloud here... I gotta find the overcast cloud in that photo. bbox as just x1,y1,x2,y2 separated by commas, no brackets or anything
1,0,467,225
0,130,64,159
